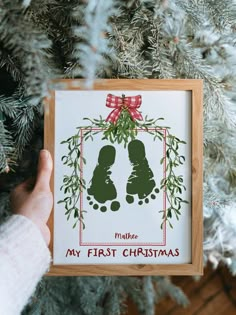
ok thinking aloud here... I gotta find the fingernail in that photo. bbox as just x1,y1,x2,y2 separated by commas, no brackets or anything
40,149,49,160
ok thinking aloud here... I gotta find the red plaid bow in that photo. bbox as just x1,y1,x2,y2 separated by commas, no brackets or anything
105,94,143,124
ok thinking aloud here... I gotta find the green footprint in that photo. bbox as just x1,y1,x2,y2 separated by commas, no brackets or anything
87,145,120,212
126,139,159,205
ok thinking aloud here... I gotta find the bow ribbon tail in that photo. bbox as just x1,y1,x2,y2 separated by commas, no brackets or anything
105,108,122,124
128,108,143,121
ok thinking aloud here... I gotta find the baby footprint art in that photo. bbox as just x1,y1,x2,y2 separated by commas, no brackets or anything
87,145,120,212
126,139,159,205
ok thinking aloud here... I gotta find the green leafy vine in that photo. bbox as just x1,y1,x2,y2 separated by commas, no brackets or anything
58,111,188,229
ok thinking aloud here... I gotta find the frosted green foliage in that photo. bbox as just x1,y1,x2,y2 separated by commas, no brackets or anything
22,278,74,315
22,275,188,315
72,0,117,87
28,0,82,76
0,95,41,168
75,277,126,315
23,276,130,315
0,1,52,168
143,277,155,315
1,0,236,314
153,276,189,306
22,0,32,7
110,4,153,78
0,120,15,173
0,96,20,119
204,184,236,270
114,276,144,313
228,259,236,276
13,104,37,158
0,1,51,105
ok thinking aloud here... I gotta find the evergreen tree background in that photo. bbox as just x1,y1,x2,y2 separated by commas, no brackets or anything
1,0,236,314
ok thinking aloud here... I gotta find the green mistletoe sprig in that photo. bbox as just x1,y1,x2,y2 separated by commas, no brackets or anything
57,133,86,229
58,114,188,229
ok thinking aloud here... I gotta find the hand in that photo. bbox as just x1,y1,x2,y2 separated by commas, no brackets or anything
10,150,53,245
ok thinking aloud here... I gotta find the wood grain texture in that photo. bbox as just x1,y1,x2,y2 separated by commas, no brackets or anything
44,79,203,276
191,81,203,276
44,90,55,257
125,265,236,315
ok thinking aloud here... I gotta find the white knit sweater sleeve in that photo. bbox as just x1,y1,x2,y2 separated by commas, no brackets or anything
0,215,51,315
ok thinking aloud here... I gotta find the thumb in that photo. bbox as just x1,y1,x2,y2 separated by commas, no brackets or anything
35,150,53,192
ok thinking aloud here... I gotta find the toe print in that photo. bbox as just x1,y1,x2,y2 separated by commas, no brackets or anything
87,145,120,212
126,139,159,205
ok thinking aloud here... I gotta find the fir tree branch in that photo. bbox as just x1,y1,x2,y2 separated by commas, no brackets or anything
12,103,37,158
0,120,16,173
0,1,51,105
72,0,117,86
0,95,23,119
0,45,22,82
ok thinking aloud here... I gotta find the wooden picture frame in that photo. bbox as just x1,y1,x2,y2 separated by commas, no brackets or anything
44,79,203,276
